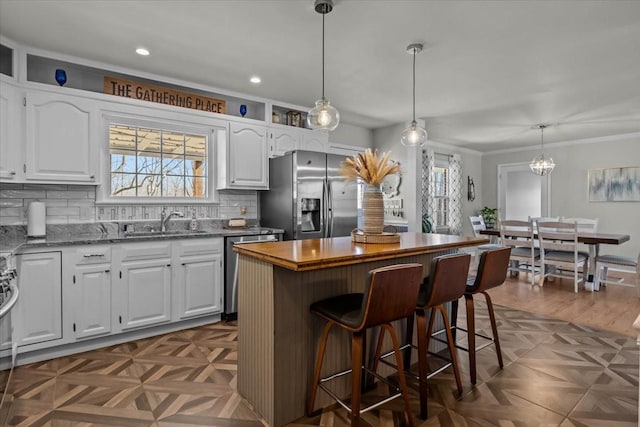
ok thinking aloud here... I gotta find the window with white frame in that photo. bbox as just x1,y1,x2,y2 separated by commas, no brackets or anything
433,163,450,230
108,123,208,199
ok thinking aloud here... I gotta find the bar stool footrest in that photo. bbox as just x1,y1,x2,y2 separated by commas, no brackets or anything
318,365,403,415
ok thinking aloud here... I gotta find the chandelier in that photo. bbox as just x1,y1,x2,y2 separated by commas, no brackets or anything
530,124,555,176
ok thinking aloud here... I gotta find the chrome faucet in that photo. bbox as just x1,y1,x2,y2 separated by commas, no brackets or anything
160,209,184,232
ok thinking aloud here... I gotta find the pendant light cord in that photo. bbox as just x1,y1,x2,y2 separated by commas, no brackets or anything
412,47,417,122
322,12,325,99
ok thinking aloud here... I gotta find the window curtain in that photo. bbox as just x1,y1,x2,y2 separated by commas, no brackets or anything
448,154,463,235
421,149,436,225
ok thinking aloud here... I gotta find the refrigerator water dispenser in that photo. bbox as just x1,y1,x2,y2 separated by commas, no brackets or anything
301,198,320,232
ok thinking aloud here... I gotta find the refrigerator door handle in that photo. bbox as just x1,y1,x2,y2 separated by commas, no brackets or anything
323,177,329,238
327,178,334,237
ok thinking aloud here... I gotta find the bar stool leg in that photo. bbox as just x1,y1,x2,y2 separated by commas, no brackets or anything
465,294,477,385
350,331,364,426
382,323,415,427
415,308,429,419
483,291,503,369
436,305,463,395
307,321,334,416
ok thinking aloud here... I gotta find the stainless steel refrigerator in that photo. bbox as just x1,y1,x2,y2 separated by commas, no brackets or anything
260,150,358,240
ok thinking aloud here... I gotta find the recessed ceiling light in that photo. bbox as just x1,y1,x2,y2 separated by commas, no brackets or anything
136,47,150,56
250,76,261,84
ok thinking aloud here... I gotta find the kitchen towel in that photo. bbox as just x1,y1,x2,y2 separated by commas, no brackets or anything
27,201,46,237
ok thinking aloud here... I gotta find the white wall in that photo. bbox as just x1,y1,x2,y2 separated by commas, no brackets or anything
329,122,373,148
373,123,484,236
482,133,640,258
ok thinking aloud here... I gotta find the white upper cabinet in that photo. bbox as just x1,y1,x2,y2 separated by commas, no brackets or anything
268,126,328,158
218,121,268,189
25,89,98,183
0,80,22,179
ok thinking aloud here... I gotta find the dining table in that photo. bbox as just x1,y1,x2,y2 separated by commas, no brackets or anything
479,229,631,290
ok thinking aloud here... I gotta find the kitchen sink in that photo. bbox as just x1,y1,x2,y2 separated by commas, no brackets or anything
123,230,209,238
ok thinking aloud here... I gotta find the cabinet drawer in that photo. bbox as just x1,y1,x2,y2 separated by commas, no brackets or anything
118,242,172,262
175,238,223,256
73,246,111,265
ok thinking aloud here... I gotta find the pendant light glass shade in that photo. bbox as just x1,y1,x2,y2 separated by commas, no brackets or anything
530,124,555,176
401,43,426,147
308,97,340,130
308,0,339,131
401,120,428,146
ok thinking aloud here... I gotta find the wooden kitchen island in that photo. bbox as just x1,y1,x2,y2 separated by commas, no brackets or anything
234,233,487,426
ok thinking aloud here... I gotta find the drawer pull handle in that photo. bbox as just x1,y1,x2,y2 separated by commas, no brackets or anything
83,254,105,258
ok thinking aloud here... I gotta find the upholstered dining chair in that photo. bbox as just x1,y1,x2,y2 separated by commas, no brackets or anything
469,215,502,255
537,220,588,292
594,251,640,296
499,220,540,285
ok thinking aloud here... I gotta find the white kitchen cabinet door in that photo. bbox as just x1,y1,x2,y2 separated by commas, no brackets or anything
0,80,22,180
25,89,97,183
227,122,268,189
15,251,62,347
299,130,328,153
268,127,299,158
173,238,223,319
115,242,172,331
175,253,222,319
67,246,112,339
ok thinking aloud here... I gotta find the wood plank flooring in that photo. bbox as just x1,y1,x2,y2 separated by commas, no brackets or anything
0,272,638,426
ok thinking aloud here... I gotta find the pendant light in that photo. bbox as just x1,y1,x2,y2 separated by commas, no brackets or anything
529,124,555,175
307,0,339,131
401,43,427,147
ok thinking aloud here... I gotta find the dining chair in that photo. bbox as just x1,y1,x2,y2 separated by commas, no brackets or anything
594,251,639,296
499,220,540,285
469,215,502,255
537,221,588,292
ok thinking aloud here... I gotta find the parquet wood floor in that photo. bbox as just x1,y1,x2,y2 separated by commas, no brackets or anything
0,272,638,426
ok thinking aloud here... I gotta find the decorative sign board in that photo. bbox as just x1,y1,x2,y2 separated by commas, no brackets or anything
104,76,226,114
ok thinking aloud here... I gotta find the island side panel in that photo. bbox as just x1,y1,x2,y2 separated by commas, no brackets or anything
237,255,276,425
272,251,454,426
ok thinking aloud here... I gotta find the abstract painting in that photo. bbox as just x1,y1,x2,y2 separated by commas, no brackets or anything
588,166,640,202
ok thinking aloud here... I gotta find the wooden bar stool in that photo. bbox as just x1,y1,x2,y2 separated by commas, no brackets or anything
414,253,471,418
457,247,511,385
307,263,423,426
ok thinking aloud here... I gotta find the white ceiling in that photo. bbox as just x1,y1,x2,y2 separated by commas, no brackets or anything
1,0,639,152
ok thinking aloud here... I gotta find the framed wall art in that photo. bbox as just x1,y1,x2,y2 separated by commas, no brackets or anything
588,166,640,202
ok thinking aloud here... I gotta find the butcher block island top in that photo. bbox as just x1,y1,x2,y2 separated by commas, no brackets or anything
233,232,489,271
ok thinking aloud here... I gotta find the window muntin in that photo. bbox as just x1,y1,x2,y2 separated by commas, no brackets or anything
109,124,207,198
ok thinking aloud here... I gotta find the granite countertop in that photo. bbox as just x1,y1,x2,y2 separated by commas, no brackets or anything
0,221,284,255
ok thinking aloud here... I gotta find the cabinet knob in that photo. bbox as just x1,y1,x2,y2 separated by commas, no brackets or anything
10,171,16,175
90,175,95,179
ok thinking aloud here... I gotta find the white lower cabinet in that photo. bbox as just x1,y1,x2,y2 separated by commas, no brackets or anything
15,251,63,348
174,238,223,319
114,242,172,331
64,246,112,339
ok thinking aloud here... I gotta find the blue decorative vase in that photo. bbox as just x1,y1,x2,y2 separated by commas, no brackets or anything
239,104,247,117
55,69,67,86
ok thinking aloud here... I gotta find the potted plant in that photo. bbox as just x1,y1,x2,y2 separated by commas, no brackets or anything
480,206,498,229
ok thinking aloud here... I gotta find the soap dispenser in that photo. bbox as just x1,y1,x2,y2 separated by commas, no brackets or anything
190,211,198,231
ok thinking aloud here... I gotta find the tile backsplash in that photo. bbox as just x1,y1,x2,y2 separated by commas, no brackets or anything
0,183,258,225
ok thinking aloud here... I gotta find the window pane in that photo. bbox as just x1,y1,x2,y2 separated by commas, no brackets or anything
110,153,137,173
186,176,207,197
163,154,185,176
137,128,161,152
137,153,162,174
186,156,206,175
109,125,136,150
137,174,162,196
162,132,185,155
185,134,206,157
111,173,137,197
162,175,185,197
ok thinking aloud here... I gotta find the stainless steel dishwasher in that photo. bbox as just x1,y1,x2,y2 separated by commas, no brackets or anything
224,233,280,320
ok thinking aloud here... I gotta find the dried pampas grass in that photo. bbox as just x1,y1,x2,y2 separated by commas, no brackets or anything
339,149,400,185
